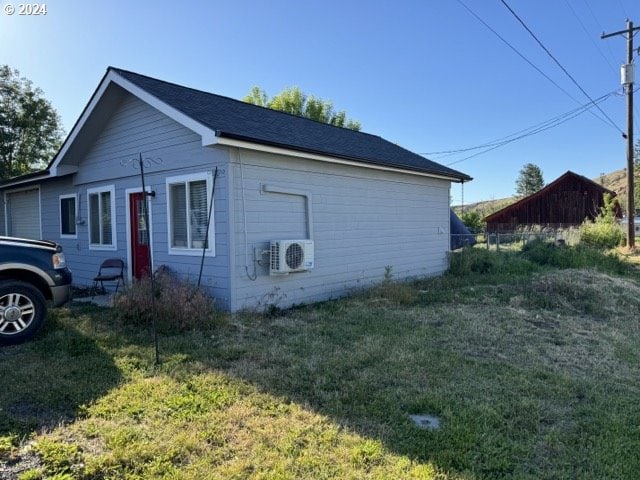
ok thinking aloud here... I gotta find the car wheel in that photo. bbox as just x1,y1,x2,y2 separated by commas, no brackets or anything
0,281,47,346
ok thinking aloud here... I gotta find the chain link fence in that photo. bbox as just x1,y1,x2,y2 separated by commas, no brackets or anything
451,227,581,251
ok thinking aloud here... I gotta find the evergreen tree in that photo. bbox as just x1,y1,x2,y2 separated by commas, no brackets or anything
515,163,544,197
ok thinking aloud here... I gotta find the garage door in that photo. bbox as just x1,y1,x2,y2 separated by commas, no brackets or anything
6,188,41,239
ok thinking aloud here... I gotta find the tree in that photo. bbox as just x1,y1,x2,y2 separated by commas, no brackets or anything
0,65,63,179
243,86,361,131
579,192,624,248
598,192,619,224
515,163,544,197
460,210,484,232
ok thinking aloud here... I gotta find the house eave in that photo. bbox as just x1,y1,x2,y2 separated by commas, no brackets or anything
43,66,470,185
0,170,51,189
214,133,470,183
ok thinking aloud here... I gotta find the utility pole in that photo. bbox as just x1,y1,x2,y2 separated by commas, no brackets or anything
602,20,640,250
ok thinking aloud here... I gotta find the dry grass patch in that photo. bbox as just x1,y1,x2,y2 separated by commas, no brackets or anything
420,269,640,381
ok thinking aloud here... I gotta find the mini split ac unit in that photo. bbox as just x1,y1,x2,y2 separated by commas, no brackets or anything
270,240,314,275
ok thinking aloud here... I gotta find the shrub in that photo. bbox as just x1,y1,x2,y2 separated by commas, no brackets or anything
460,210,484,232
520,239,563,266
113,267,219,332
520,239,629,274
579,193,624,249
447,247,536,276
580,221,624,249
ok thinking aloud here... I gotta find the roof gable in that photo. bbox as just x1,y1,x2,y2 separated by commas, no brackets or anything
484,170,615,222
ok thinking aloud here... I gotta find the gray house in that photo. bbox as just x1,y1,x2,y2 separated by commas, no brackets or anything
0,67,471,311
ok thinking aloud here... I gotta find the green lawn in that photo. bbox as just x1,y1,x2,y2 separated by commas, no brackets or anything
1,246,640,479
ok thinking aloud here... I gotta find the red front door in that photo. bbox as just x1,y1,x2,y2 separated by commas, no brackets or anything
130,192,150,279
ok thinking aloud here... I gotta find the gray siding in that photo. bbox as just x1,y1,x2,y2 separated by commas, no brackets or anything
46,94,232,308
40,177,76,244
228,149,451,311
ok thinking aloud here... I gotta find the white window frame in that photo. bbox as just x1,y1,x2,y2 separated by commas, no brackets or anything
87,185,117,251
166,172,215,256
59,193,78,239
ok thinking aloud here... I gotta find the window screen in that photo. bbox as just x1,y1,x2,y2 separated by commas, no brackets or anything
88,188,114,247
168,175,212,252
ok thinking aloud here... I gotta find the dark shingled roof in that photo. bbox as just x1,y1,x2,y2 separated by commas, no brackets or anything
111,67,471,182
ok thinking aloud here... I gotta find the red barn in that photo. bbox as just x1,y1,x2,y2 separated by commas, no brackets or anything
485,171,619,233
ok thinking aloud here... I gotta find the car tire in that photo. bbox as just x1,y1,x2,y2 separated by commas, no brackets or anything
0,281,47,346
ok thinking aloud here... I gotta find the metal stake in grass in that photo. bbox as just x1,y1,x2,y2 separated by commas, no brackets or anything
197,166,218,288
137,153,160,365
122,153,162,365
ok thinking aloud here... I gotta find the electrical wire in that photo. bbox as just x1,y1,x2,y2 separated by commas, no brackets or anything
421,89,619,158
500,0,626,136
615,0,630,20
429,90,618,166
238,149,257,281
562,0,618,77
444,102,594,166
581,0,622,67
457,0,621,133
456,0,578,102
592,9,640,138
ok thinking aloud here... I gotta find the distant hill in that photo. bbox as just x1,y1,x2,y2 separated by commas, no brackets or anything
453,197,516,218
596,168,627,199
453,168,629,218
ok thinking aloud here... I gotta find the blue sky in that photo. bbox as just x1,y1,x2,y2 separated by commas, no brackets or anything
1,0,639,204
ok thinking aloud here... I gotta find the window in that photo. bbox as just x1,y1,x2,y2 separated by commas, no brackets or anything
59,194,77,238
87,185,116,250
166,173,214,255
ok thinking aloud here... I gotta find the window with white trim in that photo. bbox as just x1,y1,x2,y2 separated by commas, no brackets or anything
166,173,214,255
59,194,77,238
87,185,116,249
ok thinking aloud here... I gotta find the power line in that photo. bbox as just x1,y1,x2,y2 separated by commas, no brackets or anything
422,89,619,158
457,0,621,133
456,0,577,101
566,2,640,138
580,0,639,137
615,0,630,20
500,0,626,136
444,97,599,166
581,0,623,66
423,90,618,166
602,19,639,249
562,0,618,77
